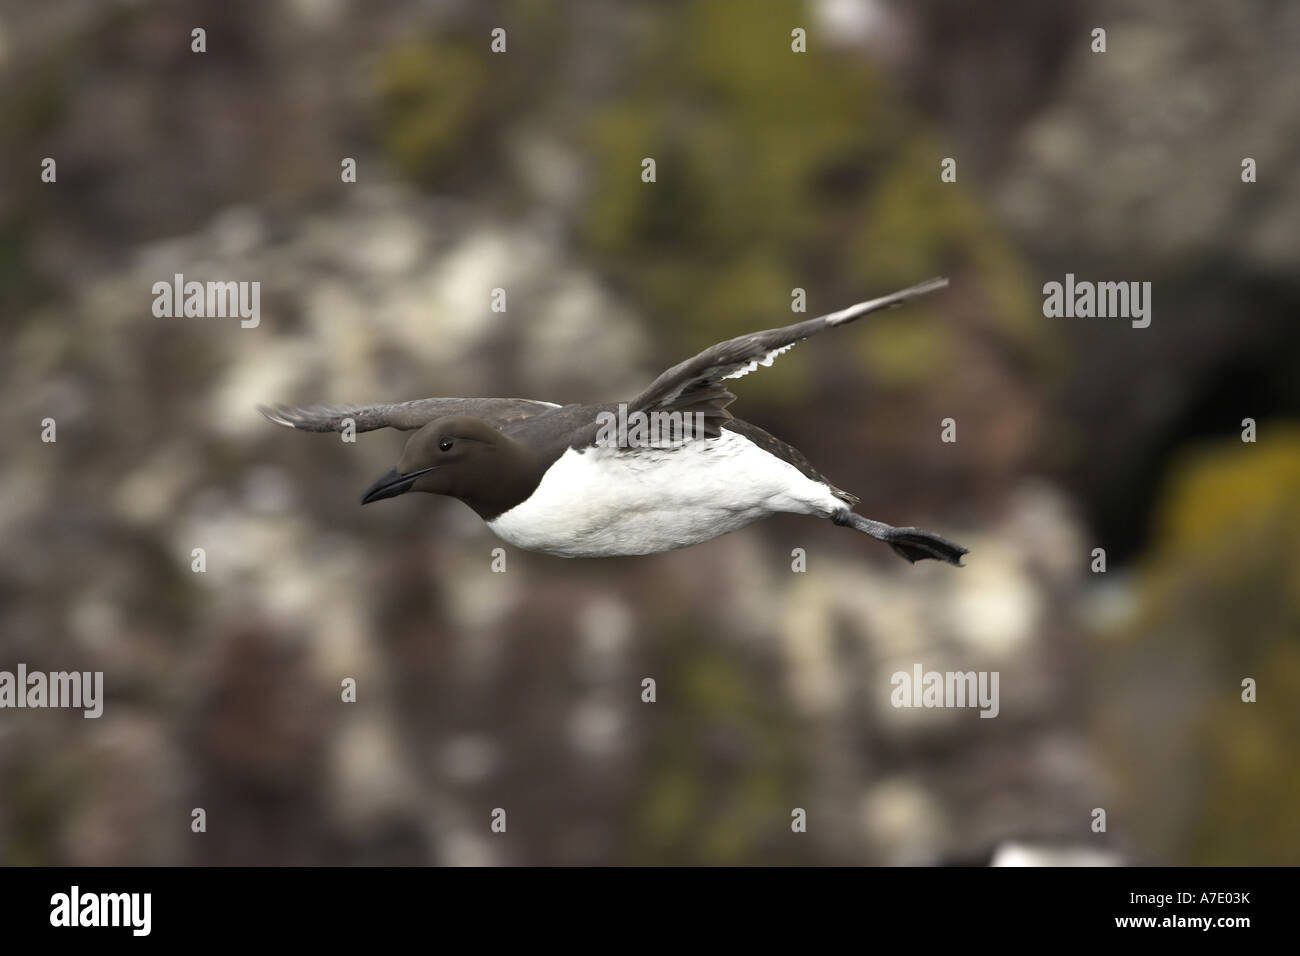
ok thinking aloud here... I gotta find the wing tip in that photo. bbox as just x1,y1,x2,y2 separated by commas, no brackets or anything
257,403,295,428
827,276,951,326
909,275,950,296
257,403,320,430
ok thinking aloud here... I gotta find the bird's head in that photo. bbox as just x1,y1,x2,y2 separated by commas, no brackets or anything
360,416,539,519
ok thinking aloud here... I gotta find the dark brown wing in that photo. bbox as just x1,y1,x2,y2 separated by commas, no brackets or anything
628,278,948,436
258,397,562,433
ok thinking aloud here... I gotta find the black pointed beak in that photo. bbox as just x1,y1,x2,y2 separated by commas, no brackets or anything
360,465,436,505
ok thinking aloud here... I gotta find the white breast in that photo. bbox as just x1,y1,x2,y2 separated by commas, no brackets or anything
487,429,843,557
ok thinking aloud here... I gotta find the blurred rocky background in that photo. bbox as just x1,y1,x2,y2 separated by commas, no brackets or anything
0,0,1296,865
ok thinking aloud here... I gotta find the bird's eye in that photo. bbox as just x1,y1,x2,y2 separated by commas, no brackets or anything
438,437,454,452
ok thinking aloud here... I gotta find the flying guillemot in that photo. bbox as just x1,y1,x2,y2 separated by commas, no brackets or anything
259,278,968,565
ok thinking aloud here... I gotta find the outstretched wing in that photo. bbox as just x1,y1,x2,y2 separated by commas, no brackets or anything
258,397,561,433
628,278,948,436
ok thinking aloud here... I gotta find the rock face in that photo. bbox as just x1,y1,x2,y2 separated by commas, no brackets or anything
1,0,1291,865
979,0,1300,566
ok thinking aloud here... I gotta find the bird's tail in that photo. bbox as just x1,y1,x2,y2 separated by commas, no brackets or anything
831,509,968,566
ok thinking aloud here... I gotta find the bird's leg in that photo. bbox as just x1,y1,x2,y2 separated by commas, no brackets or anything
831,509,968,566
